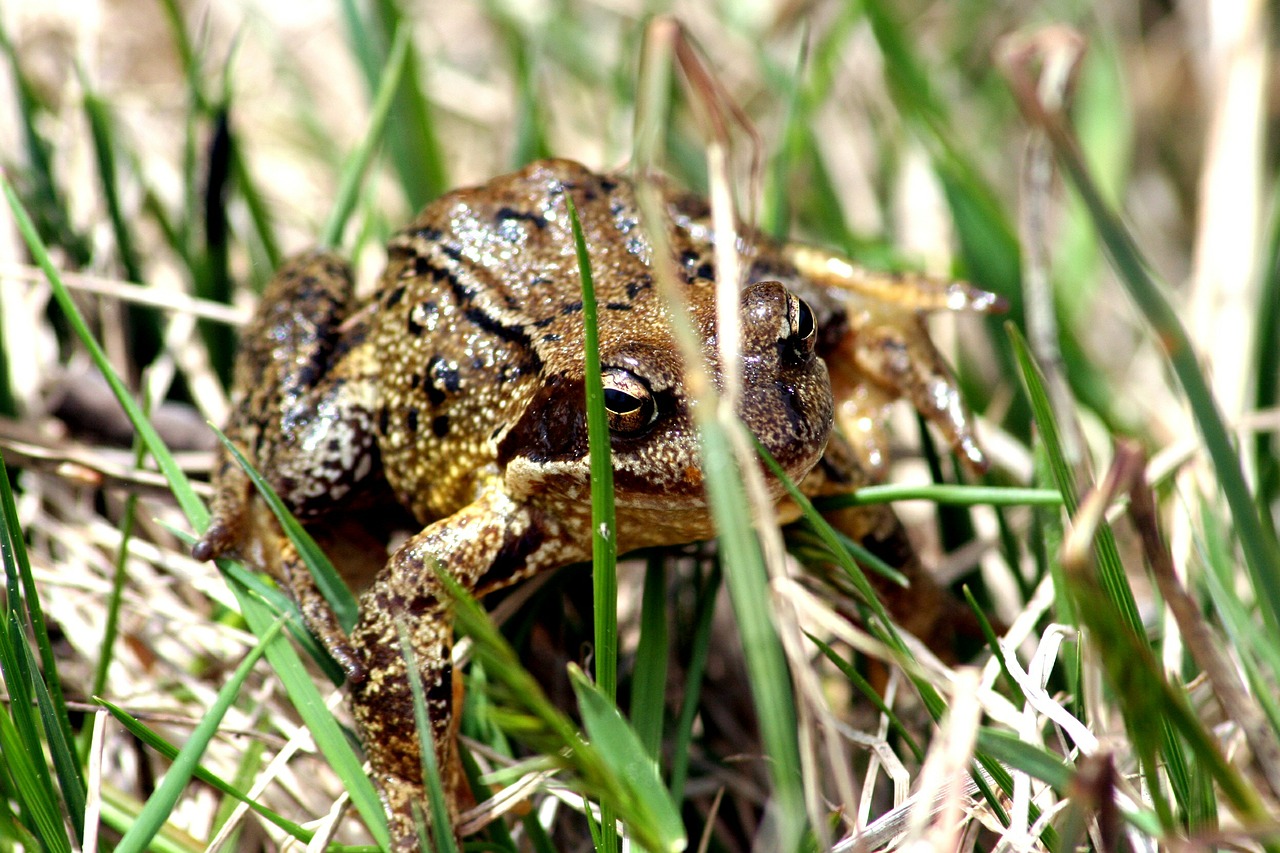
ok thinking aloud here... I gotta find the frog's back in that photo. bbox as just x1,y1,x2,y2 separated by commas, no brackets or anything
370,160,675,522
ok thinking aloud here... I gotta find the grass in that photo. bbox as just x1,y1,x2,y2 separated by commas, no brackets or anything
3,1,1280,851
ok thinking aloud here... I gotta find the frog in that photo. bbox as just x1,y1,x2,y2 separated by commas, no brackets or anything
192,158,1000,848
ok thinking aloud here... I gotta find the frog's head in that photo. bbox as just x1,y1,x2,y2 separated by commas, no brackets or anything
498,278,833,547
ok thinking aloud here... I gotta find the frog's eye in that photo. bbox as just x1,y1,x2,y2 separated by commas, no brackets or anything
601,369,658,436
780,294,818,366
790,296,816,344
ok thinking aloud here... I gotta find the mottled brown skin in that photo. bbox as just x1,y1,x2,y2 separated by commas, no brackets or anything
194,159,993,848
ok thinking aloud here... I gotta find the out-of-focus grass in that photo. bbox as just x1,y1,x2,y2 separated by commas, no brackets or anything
3,1,1280,851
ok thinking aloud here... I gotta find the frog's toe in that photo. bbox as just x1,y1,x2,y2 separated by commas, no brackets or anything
191,521,236,562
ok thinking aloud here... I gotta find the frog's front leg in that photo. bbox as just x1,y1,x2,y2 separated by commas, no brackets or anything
351,478,585,848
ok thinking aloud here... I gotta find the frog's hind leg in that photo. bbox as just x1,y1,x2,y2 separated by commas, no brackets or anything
194,251,370,559
193,252,380,676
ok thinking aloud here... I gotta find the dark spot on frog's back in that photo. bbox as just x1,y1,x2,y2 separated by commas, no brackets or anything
494,205,548,230
626,277,651,300
432,415,450,438
425,355,461,406
496,373,587,465
411,225,443,244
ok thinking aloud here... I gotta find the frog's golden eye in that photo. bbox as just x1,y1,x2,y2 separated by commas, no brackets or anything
601,369,658,436
791,296,816,344
778,294,818,367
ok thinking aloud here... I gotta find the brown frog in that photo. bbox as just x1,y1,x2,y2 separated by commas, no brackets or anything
193,158,998,847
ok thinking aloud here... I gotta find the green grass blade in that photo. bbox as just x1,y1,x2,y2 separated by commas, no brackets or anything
114,618,286,853
80,72,143,284
698,421,805,845
487,9,552,167
0,18,89,273
820,484,1062,508
1067,565,1275,837
444,570,683,852
570,668,685,852
0,173,206,527
92,410,151,700
320,23,412,248
629,558,669,761
568,194,621,853
667,562,718,805
98,699,311,840
209,737,266,848
0,451,83,813
1008,324,1196,817
1007,324,1142,633
808,633,923,762
0,616,71,853
1018,82,1280,636
368,0,447,209
217,578,391,846
974,728,1073,790
21,640,86,842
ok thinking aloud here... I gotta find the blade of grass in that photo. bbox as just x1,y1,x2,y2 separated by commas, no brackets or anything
1064,554,1276,840
20,639,86,843
667,561,718,805
319,23,412,249
92,399,152,700
568,194,621,853
629,558,669,761
0,451,83,810
1006,326,1142,631
1,171,205,525
367,0,447,209
570,667,684,852
80,69,143,284
208,737,266,849
397,624,459,853
807,633,923,762
0,615,71,853
821,484,1062,507
443,570,685,852
0,17,89,273
1009,324,1192,821
98,699,311,840
1000,38,1280,640
567,196,619,703
218,573,391,847
113,618,286,853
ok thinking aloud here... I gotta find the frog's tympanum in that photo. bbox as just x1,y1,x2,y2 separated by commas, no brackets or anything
194,159,1000,847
